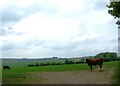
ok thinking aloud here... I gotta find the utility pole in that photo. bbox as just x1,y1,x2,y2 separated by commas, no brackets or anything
118,18,120,57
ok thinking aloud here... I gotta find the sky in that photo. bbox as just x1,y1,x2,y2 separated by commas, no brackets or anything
0,0,118,58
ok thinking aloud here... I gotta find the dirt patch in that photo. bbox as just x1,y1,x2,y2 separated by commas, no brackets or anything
26,69,114,84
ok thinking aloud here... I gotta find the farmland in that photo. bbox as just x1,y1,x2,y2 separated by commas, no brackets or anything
1,58,119,84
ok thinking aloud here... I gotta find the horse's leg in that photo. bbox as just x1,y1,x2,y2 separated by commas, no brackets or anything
99,64,103,71
99,64,102,69
90,65,92,71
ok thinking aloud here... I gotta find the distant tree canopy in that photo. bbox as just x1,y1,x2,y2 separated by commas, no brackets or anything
94,52,118,61
107,1,120,25
64,59,74,64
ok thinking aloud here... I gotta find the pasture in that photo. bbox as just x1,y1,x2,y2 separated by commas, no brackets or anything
2,59,119,84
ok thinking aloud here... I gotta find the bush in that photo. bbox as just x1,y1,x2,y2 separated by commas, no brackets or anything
27,64,34,67
75,62,80,64
103,58,111,62
56,63,62,65
35,63,39,66
40,63,45,66
65,59,74,64
51,62,56,65
45,63,51,66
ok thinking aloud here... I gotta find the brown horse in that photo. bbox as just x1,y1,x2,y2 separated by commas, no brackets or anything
86,58,103,71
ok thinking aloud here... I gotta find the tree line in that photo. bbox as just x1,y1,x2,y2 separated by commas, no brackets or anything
94,52,119,62
27,59,85,67
27,52,119,67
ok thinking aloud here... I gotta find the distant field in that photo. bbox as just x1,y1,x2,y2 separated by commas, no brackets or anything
2,59,119,84
2,58,66,67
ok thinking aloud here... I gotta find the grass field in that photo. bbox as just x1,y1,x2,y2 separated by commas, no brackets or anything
2,60,119,84
112,61,120,85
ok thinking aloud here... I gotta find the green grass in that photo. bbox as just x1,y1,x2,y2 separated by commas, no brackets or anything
103,61,118,69
2,61,118,84
2,64,89,84
2,64,89,77
112,61,120,85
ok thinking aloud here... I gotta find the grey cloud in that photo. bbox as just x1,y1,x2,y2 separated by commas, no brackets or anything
2,42,15,51
0,28,6,35
42,40,77,51
2,6,21,24
2,36,117,57
25,39,45,47
49,43,76,50
15,32,23,35
0,26,22,36
65,2,107,18
92,2,107,11
2,2,58,24
22,3,58,18
1,1,117,58
0,27,10,36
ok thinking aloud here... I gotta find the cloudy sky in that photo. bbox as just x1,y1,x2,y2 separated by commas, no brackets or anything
0,0,118,58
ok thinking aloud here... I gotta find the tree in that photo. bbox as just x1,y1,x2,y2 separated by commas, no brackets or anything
107,1,120,57
107,1,120,25
64,59,74,64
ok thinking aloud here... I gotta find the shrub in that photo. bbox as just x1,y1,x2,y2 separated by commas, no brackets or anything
40,63,45,66
35,63,39,66
27,64,34,67
51,62,56,65
56,63,62,65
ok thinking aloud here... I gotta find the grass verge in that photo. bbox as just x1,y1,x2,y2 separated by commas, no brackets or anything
112,61,120,85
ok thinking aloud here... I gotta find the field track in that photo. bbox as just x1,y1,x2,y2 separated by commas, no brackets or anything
24,69,114,84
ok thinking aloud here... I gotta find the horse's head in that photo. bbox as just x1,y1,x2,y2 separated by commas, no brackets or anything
86,59,89,63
